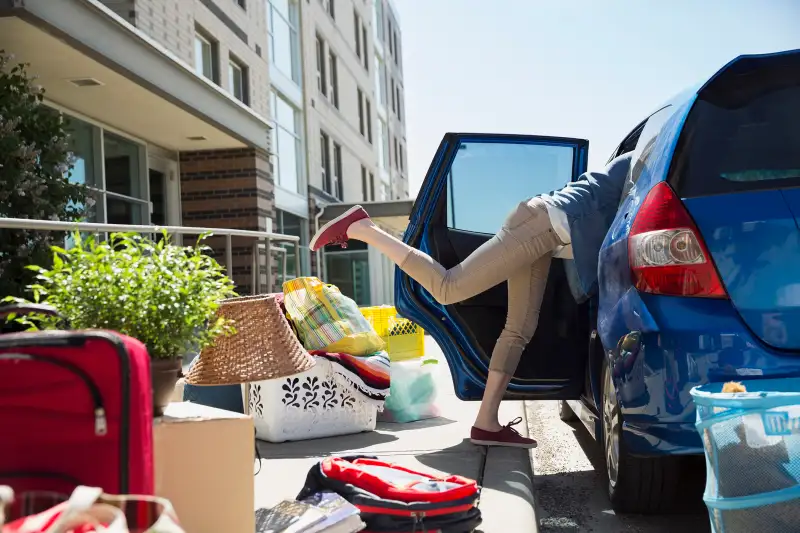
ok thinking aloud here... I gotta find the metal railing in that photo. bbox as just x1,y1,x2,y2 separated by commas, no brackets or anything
0,218,300,295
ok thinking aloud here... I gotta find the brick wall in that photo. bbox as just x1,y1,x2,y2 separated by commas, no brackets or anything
180,148,275,294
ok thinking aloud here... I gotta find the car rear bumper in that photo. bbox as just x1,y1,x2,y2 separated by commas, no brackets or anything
612,293,800,456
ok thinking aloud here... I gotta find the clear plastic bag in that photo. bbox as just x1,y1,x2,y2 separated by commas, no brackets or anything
380,358,440,423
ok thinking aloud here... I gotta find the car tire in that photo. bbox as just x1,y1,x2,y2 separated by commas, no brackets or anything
601,360,680,514
557,400,578,422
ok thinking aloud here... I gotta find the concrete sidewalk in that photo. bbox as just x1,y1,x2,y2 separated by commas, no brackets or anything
253,336,537,532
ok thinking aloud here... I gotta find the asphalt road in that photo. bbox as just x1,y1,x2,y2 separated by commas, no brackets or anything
525,400,712,533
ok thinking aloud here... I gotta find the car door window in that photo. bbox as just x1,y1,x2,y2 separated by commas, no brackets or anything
446,141,576,235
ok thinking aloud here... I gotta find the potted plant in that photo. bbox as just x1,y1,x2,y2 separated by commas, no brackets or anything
4,231,237,415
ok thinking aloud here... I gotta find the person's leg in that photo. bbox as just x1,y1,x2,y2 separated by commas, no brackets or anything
470,252,553,447
347,200,559,306
312,200,562,440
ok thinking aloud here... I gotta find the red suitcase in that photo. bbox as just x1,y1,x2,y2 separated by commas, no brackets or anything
0,304,154,502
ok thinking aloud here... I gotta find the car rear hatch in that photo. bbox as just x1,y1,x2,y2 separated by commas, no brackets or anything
669,49,800,351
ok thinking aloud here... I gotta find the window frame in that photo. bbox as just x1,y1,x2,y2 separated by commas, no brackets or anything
446,139,579,234
328,49,339,108
357,88,365,136
332,142,343,200
316,35,327,96
366,98,372,144
270,90,304,194
361,165,368,201
194,29,219,83
267,0,301,84
320,130,331,194
354,9,362,61
321,0,335,19
228,55,249,104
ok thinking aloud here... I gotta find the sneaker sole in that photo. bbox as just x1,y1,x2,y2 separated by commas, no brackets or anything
470,438,538,449
310,205,364,251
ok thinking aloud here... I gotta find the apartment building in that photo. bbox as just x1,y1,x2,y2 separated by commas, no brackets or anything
0,0,408,304
268,0,410,305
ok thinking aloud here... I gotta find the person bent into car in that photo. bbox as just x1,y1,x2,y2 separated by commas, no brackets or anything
310,153,632,448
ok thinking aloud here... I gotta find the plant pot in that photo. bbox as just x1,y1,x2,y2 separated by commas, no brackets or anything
151,357,182,417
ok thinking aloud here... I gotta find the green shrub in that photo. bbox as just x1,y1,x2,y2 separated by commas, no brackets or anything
5,232,238,360
0,50,88,299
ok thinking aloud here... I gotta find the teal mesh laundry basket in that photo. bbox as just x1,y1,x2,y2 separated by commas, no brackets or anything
691,379,800,533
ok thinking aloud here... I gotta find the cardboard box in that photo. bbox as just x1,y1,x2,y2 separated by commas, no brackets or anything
154,402,255,533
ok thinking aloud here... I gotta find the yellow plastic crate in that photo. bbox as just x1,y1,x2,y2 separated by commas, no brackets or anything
360,305,425,361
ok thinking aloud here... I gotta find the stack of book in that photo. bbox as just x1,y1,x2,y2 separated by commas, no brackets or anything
255,491,364,533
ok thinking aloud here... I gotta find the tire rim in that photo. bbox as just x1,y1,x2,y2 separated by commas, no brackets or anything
603,365,620,488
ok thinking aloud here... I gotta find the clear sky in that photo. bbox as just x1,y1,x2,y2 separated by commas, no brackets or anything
390,0,800,196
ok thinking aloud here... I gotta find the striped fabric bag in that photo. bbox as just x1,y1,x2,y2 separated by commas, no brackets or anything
283,277,385,356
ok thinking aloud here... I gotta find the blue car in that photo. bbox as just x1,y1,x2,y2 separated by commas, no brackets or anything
395,48,800,514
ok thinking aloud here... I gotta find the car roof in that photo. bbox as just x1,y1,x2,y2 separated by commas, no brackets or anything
649,48,800,117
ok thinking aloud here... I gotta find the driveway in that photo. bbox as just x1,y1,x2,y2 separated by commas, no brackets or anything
526,400,712,532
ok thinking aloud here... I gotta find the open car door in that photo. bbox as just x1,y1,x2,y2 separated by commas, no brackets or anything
396,133,592,401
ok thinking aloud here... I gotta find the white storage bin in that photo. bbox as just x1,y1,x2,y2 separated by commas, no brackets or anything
244,357,378,443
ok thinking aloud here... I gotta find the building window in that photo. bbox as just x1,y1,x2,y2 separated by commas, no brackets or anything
228,56,248,104
60,113,155,226
321,0,335,19
392,30,399,66
320,130,331,194
332,142,343,200
390,77,396,114
373,0,384,42
378,119,389,170
395,85,402,120
103,132,148,225
399,142,404,173
369,171,375,201
354,10,362,62
316,35,327,96
387,17,393,48
393,136,399,170
374,56,387,108
361,165,368,202
270,90,303,194
357,89,371,143
194,30,218,83
275,209,310,283
328,50,339,108
366,99,372,144
236,0,246,9
357,88,365,137
267,0,301,84
354,9,369,71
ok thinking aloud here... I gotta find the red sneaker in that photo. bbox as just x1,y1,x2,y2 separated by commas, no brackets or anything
310,205,370,251
470,417,537,448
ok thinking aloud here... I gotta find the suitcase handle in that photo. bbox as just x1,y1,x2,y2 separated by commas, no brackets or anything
0,303,62,320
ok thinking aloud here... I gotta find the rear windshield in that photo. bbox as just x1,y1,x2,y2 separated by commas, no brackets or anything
670,53,800,197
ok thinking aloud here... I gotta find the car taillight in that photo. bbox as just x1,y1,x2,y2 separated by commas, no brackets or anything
628,182,727,298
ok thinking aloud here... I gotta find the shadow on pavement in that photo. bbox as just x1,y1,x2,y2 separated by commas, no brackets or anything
414,439,486,479
377,416,457,432
256,430,399,459
417,439,536,510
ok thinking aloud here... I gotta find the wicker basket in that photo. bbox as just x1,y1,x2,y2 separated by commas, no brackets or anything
184,295,315,386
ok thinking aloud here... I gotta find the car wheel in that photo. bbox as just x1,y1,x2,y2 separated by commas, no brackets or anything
557,400,578,422
602,360,680,514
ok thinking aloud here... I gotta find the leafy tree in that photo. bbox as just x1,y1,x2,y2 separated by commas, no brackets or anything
0,50,87,299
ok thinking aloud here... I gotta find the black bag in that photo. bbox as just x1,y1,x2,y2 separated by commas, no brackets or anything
297,455,482,532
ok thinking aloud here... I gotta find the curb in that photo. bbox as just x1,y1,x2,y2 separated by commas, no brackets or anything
477,402,538,532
